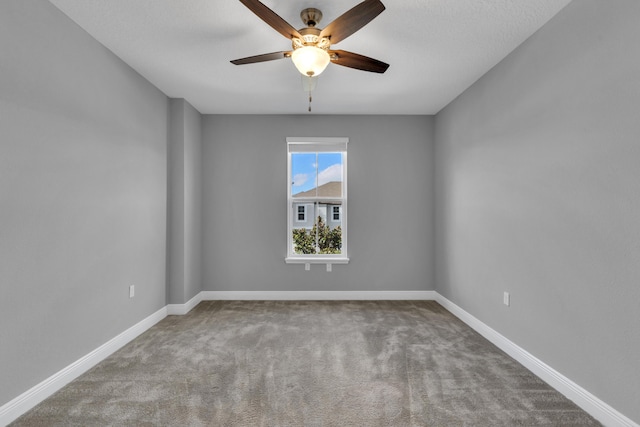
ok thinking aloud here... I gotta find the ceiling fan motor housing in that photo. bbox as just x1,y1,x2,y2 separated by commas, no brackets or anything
293,27,329,50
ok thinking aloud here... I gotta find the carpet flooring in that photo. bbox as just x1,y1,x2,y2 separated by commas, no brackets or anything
11,301,600,426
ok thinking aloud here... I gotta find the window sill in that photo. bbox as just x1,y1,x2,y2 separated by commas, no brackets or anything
285,257,349,265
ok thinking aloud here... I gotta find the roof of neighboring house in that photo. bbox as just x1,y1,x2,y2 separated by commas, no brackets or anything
293,181,342,198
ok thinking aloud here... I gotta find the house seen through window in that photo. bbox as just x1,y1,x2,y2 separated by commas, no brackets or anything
286,137,348,264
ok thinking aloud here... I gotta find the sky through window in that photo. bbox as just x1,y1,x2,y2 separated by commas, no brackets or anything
291,152,343,195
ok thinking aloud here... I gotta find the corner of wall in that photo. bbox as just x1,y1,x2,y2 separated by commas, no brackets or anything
166,99,204,304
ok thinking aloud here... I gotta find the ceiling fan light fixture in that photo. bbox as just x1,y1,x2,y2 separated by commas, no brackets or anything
291,46,330,77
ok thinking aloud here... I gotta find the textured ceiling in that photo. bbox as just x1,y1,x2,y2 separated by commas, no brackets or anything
48,0,572,115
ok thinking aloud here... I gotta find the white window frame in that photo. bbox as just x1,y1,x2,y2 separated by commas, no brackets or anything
286,137,349,265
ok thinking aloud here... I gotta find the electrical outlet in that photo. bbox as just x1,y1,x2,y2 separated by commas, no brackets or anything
503,291,510,306
129,285,135,298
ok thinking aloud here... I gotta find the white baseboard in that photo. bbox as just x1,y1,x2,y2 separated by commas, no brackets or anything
166,292,203,315
201,290,437,301
0,306,167,427
434,294,638,427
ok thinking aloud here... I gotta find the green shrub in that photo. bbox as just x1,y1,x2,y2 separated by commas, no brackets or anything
293,216,341,255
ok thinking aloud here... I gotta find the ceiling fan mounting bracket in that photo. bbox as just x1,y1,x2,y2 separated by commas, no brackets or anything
300,8,323,27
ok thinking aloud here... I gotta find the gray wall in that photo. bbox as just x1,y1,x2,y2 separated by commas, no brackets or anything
167,99,203,304
0,0,168,407
434,0,640,422
167,100,185,303
203,115,435,292
183,101,203,302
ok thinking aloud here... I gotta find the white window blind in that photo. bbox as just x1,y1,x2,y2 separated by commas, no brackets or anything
287,137,348,153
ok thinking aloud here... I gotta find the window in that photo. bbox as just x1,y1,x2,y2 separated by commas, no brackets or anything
297,205,306,222
332,206,340,221
286,137,348,264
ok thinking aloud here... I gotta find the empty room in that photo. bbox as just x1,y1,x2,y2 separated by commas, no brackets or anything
1,0,638,425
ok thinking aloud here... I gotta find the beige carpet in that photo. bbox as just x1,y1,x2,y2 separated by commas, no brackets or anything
11,301,600,426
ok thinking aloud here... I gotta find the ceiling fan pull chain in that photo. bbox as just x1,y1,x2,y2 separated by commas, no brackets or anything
308,75,313,112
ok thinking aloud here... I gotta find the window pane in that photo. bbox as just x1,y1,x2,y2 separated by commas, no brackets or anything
316,152,343,198
315,204,342,255
291,202,342,255
291,153,317,197
292,203,316,254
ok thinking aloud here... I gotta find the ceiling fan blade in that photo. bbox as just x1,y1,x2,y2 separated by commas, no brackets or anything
230,51,291,65
329,50,389,73
319,0,385,45
239,0,302,40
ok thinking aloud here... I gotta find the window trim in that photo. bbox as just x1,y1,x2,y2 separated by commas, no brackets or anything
286,137,349,265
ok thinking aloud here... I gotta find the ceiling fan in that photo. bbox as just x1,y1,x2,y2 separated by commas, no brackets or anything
230,0,390,77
